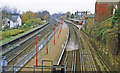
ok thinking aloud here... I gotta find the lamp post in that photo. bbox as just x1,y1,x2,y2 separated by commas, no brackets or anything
46,30,48,54
36,35,41,67
13,44,20,73
54,26,55,45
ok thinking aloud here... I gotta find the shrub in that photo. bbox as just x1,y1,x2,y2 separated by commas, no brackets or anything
2,29,25,38
26,18,43,26
22,25,28,28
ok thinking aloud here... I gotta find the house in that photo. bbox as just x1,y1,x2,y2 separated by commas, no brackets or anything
2,15,22,29
95,0,119,24
2,18,10,30
10,15,22,29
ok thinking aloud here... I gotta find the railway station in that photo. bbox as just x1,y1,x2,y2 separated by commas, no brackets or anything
0,0,120,73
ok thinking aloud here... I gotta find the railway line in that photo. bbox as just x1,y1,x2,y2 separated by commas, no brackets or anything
60,23,80,73
60,21,97,72
80,30,111,72
1,22,49,55
1,20,111,73
64,20,112,72
2,23,57,71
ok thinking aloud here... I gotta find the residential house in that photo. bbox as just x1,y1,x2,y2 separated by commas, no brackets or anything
10,15,22,29
2,18,10,29
2,15,22,29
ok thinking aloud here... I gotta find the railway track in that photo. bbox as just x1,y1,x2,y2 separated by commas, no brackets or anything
1,22,49,55
79,28,111,72
72,22,96,72
2,23,56,71
65,20,112,72
80,30,112,72
60,23,80,73
60,21,97,73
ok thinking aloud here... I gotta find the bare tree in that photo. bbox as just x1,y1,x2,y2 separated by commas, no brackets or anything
2,5,20,19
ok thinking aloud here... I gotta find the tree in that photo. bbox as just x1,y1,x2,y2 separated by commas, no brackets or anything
67,14,69,19
71,13,74,19
111,4,119,27
118,2,120,22
2,6,20,19
65,12,71,19
36,11,50,21
26,18,42,26
43,14,49,20
21,11,36,23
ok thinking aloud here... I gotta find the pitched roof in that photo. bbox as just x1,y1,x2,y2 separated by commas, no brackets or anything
10,15,19,22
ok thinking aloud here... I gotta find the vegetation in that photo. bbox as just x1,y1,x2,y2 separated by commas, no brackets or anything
71,13,74,19
81,4,120,71
1,6,50,44
26,18,43,26
21,10,50,28
65,12,71,19
0,27,39,44
21,11,36,23
2,6,20,19
2,29,24,39
35,11,50,21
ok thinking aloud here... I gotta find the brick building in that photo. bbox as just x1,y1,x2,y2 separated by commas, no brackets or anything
95,0,119,24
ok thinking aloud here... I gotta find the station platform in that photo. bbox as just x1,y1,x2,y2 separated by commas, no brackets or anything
20,23,68,71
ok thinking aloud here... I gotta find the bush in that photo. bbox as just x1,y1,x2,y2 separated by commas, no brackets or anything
2,29,24,38
22,25,28,28
25,18,43,26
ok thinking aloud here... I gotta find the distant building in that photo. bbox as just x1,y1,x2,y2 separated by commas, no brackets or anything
95,0,119,24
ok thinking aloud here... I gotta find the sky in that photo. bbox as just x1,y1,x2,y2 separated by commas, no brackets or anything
0,0,96,14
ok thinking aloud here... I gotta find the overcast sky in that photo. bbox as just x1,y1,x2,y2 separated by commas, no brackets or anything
0,0,96,14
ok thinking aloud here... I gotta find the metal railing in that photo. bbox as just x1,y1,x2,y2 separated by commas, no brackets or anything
2,60,66,73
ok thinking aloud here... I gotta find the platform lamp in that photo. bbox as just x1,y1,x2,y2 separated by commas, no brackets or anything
13,44,20,73
36,35,41,67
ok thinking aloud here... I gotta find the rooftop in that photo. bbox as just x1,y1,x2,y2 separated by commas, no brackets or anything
10,15,19,22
